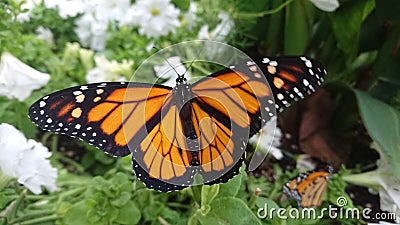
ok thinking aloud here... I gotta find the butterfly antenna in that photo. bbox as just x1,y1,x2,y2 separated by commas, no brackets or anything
152,46,183,78
182,44,206,78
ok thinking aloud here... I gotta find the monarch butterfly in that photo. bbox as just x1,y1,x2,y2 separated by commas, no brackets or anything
283,169,331,208
28,55,326,192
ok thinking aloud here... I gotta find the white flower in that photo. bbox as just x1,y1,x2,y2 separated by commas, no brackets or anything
197,25,210,40
74,13,108,51
197,12,234,58
146,41,155,52
36,26,54,45
343,156,400,223
153,56,190,87
296,154,317,172
0,123,57,194
249,117,283,160
309,0,339,12
197,12,234,42
0,52,50,101
123,0,181,38
93,0,131,23
182,2,197,30
85,55,133,83
44,0,84,18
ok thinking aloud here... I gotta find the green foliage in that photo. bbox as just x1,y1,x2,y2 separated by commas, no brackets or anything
284,0,314,55
331,0,375,62
62,173,141,225
189,169,262,225
354,90,400,179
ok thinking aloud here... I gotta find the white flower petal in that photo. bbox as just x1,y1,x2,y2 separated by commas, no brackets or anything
309,0,339,12
36,26,54,45
44,0,85,18
0,123,57,195
197,25,210,40
85,55,132,82
75,13,108,51
249,117,283,160
183,2,197,30
0,52,50,101
123,0,181,38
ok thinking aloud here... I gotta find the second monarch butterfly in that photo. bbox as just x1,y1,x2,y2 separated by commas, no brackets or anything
283,169,332,208
28,54,326,192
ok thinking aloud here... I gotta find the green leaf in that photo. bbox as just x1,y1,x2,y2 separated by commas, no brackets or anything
255,197,280,211
115,201,141,225
332,0,375,61
262,0,285,55
200,184,219,214
217,171,243,197
171,0,190,11
197,197,262,225
354,90,400,179
64,201,91,225
284,0,314,55
111,192,131,207
255,197,280,224
370,26,400,101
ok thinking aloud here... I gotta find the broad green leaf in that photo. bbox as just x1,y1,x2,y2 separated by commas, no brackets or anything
255,197,280,224
197,197,262,225
354,90,400,179
369,25,400,102
255,197,280,210
64,201,91,225
115,201,141,225
260,0,285,54
200,184,219,214
218,170,243,197
284,0,314,55
332,0,375,61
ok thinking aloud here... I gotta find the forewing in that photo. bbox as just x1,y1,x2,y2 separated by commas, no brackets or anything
28,82,171,157
259,56,327,111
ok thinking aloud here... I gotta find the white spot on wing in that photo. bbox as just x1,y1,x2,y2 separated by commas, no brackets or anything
305,60,312,68
262,58,270,64
269,61,278,66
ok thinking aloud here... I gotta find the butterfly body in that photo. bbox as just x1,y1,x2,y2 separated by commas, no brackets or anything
29,56,326,192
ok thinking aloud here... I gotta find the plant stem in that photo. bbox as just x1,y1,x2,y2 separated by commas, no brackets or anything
233,0,293,18
18,215,60,225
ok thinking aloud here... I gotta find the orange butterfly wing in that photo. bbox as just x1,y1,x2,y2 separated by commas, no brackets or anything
29,82,171,157
132,99,196,191
133,63,275,191
191,65,275,184
283,170,330,208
